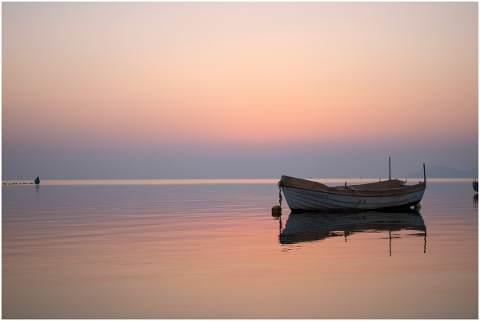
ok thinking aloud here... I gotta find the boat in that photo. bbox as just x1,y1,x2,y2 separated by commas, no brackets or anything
278,160,426,212
473,178,478,192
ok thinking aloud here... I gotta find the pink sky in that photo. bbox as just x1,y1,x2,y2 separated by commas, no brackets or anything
2,2,478,179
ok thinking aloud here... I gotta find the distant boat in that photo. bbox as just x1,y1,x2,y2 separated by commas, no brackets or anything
473,178,478,192
278,160,426,212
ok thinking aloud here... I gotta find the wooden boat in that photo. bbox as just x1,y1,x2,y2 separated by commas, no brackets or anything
279,162,426,212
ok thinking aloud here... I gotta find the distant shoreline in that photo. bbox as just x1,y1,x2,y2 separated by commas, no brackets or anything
1,178,473,186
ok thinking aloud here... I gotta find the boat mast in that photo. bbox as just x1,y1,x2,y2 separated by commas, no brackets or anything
423,163,426,186
389,157,391,180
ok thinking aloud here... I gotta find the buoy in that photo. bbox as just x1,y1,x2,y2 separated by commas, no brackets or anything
34,177,40,185
414,203,421,211
272,205,282,217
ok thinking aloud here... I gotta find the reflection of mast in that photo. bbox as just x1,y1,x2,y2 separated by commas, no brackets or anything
424,227,427,254
389,230,392,257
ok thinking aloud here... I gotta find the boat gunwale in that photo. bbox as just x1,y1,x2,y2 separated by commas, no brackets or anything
280,175,426,198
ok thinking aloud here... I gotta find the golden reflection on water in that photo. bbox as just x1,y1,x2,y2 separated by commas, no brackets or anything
2,181,478,318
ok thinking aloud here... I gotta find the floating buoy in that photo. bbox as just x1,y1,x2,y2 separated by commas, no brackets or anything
414,203,421,211
34,177,40,185
272,205,282,217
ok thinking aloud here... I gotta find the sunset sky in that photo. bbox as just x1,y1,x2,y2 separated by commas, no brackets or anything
2,2,478,179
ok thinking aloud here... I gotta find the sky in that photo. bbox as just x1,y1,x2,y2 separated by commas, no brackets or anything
2,2,478,179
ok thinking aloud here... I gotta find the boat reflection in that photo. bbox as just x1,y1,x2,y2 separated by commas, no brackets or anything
279,209,427,255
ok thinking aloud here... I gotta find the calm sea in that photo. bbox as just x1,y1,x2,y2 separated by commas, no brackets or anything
2,178,478,318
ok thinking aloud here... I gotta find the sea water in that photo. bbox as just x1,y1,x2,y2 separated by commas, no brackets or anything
2,179,478,318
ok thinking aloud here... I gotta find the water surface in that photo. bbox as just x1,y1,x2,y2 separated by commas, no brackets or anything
2,179,477,318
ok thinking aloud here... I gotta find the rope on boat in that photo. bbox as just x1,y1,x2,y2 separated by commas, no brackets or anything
272,180,283,216
277,180,283,207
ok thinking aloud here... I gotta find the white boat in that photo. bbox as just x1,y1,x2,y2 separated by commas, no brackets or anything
279,162,426,212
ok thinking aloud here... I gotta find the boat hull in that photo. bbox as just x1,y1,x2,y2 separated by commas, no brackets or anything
280,176,426,212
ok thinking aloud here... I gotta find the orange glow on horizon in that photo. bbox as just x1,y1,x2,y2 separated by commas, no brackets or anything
2,2,477,155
